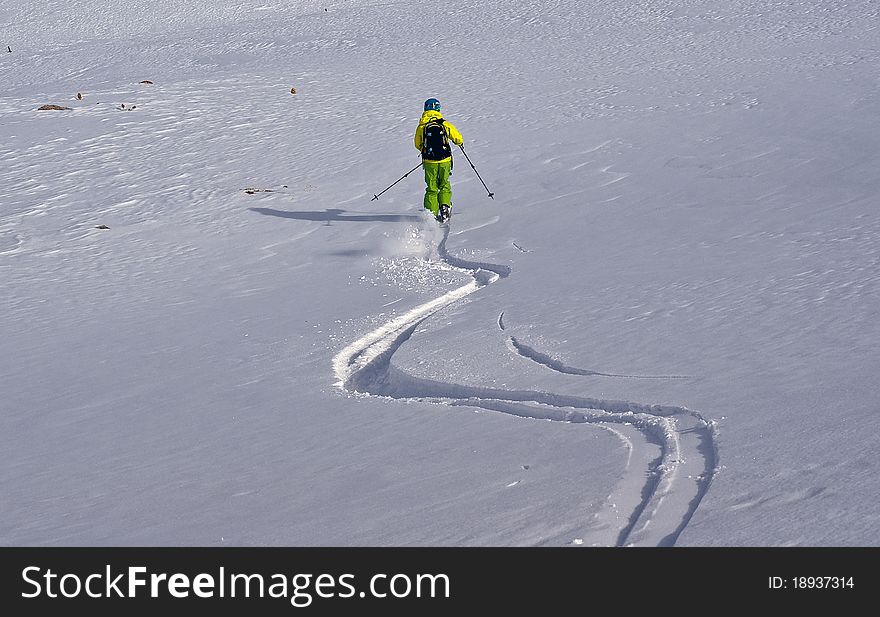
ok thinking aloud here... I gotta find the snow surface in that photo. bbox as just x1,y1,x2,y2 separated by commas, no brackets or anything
2,0,879,546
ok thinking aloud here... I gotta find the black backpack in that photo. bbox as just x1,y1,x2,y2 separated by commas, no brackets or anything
421,118,452,161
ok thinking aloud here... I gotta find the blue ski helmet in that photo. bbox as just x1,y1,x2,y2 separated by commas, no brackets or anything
424,98,441,111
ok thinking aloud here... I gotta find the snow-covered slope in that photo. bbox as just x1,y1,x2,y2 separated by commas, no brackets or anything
2,0,879,546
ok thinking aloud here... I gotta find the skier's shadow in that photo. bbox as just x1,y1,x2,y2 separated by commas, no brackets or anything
250,207,422,224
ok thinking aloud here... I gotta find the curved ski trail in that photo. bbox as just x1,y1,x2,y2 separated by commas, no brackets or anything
333,221,717,546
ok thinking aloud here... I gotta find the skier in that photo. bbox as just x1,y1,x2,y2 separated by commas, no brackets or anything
414,98,463,223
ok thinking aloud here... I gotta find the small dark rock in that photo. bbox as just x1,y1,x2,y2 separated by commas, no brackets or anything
242,188,275,195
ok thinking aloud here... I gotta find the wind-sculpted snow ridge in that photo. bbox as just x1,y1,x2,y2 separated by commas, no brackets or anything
333,224,718,546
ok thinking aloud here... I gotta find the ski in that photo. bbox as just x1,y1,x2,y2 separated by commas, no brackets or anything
437,204,452,225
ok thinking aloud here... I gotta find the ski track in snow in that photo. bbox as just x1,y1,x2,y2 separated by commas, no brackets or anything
498,311,690,380
333,221,719,547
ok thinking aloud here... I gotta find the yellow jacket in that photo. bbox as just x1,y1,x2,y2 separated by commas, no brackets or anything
414,110,463,164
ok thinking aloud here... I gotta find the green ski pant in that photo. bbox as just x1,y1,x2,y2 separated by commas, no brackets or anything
423,160,452,216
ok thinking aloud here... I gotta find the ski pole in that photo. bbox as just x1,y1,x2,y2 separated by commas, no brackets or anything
371,161,423,201
458,145,494,199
